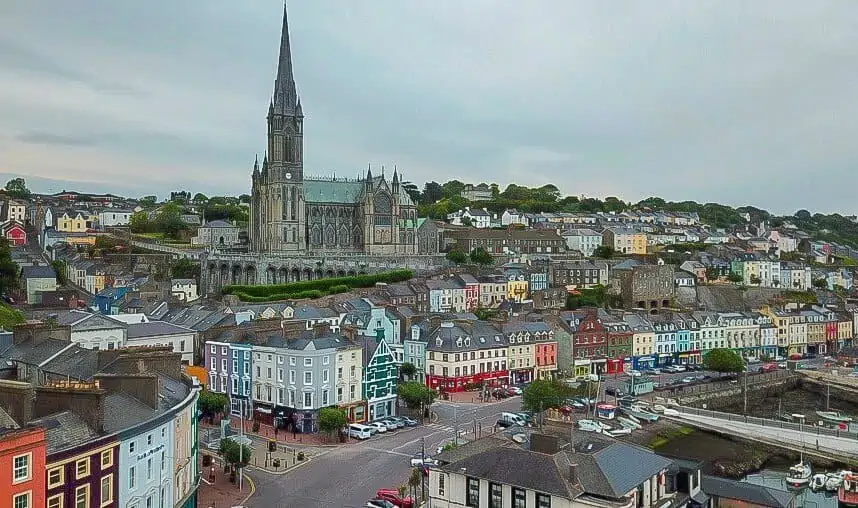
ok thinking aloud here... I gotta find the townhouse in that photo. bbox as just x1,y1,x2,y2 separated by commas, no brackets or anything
503,322,556,383
561,228,603,257
423,320,509,393
426,279,467,314
602,227,647,255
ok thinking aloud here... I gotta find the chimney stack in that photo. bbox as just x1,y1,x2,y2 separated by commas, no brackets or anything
569,463,578,483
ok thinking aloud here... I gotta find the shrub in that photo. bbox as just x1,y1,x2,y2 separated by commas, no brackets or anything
224,270,414,302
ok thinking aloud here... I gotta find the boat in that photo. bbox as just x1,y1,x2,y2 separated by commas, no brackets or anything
786,461,812,487
811,473,827,490
623,406,660,423
617,417,642,430
825,471,850,491
840,473,858,506
577,420,602,433
816,410,853,423
608,427,632,436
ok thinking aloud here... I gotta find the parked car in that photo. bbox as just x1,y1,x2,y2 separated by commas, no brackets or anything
400,416,418,426
367,422,389,433
605,387,624,397
627,369,643,377
367,499,397,508
348,424,373,440
376,489,414,508
681,376,697,384
382,417,405,429
508,386,523,395
410,456,438,468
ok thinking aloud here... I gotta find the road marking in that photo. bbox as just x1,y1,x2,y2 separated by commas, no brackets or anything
359,446,412,457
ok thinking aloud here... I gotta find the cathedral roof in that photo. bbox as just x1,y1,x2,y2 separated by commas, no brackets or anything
304,179,365,204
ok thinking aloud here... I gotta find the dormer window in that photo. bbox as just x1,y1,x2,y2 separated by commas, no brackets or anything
436,338,443,347
464,338,471,347
456,338,463,347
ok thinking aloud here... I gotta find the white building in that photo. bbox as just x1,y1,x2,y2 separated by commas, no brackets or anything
447,207,493,228
126,321,197,364
191,220,240,247
55,310,128,350
561,228,602,257
500,209,527,227
98,209,134,227
171,279,199,302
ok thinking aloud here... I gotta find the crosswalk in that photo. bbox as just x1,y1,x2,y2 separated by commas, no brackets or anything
426,423,473,435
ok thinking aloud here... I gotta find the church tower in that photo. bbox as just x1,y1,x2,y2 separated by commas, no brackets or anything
254,2,305,253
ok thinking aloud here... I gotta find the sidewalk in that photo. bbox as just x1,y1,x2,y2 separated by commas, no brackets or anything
197,454,254,508
442,390,520,404
200,417,334,447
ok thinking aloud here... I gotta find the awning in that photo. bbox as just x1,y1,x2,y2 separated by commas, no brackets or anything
255,407,272,414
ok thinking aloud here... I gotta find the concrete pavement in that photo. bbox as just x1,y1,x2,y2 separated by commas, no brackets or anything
246,396,522,507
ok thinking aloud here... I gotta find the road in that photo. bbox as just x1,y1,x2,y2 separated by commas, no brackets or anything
247,397,522,508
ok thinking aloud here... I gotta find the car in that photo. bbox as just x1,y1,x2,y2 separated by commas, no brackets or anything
376,489,414,508
777,362,787,369
367,422,388,433
410,456,438,468
367,499,397,508
644,368,661,375
681,376,696,384
627,369,643,377
400,416,418,426
383,417,405,429
605,387,624,397
348,424,373,440
496,418,513,428
508,386,523,395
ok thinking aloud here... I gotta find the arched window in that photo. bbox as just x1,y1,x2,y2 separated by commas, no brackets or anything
374,193,392,226
290,187,297,220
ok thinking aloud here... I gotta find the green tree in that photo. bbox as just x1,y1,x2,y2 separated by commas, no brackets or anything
592,245,614,259
704,348,745,374
220,438,252,469
51,260,68,286
705,267,720,281
0,240,19,295
401,181,421,204
129,211,152,233
138,195,158,208
813,278,828,290
198,390,229,418
239,194,251,204
192,193,209,204
4,178,30,199
400,362,417,380
727,272,744,283
422,181,444,204
446,250,468,264
521,379,572,413
469,247,493,266
318,407,348,438
749,275,762,285
398,381,437,409
460,216,473,227
441,180,465,200
155,202,187,240
171,258,200,280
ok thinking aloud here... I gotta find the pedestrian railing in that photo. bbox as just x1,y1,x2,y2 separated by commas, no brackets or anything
675,406,858,439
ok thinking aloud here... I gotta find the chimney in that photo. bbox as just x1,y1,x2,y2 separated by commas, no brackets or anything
569,463,578,483
34,381,106,434
312,322,332,338
0,379,35,425
94,373,160,409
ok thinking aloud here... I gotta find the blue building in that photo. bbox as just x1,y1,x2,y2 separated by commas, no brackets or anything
94,286,129,315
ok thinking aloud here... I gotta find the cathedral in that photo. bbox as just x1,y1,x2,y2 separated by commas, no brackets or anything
249,4,418,256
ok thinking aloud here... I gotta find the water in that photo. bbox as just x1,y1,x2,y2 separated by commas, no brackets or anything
744,470,838,507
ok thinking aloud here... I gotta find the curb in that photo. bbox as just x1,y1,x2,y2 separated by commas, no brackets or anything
239,473,256,505
248,455,314,476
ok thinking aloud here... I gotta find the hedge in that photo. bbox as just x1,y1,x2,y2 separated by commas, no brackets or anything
223,269,414,302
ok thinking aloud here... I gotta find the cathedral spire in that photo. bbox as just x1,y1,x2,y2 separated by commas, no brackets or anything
253,154,259,173
273,1,298,115
366,164,373,181
392,166,399,184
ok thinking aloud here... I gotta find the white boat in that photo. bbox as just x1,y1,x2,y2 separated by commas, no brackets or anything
608,427,632,436
651,404,667,414
786,462,812,487
811,473,827,490
826,471,852,491
816,411,853,423
624,406,660,422
617,417,642,430
578,420,602,433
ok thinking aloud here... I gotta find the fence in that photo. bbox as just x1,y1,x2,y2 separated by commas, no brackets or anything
663,370,793,397
676,405,858,439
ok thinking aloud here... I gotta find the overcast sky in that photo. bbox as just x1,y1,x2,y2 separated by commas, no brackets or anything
1,1,857,214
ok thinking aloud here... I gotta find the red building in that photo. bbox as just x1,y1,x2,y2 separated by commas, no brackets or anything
2,222,26,246
564,308,609,375
535,341,558,379
424,319,509,393
0,427,47,508
457,274,480,312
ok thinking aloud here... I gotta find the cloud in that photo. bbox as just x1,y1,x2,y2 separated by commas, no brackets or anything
1,0,857,214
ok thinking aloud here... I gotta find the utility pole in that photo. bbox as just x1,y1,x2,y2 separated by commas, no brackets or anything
827,382,831,411
743,368,748,415
238,399,244,492
420,436,426,502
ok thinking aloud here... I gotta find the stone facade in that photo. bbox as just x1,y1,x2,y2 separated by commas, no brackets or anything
248,4,418,256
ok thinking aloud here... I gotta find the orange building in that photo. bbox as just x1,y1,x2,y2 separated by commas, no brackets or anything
0,427,47,508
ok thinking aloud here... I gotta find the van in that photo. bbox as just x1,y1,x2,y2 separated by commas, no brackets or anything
348,424,372,440
499,412,527,427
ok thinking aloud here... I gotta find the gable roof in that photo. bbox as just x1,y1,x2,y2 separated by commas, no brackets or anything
126,320,194,339
21,265,56,279
701,475,793,508
29,411,99,454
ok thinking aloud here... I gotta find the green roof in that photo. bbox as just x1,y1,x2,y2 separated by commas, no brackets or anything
304,179,364,204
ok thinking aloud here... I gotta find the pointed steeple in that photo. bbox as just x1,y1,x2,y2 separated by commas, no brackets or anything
273,1,298,115
296,97,303,118
366,164,373,181
392,166,399,185
253,154,260,174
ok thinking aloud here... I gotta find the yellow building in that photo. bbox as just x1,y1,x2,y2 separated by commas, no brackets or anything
838,315,853,343
506,277,529,303
64,234,96,247
57,212,88,232
602,228,647,255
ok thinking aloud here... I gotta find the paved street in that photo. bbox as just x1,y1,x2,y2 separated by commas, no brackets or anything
247,397,522,508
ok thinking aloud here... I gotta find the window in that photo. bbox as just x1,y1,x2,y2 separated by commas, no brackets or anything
438,473,446,496
278,355,284,364
537,493,551,508
147,457,153,479
467,477,480,507
323,356,329,365
278,369,284,382
180,340,185,351
161,451,166,474
289,370,296,384
338,367,343,379
221,358,227,372
304,371,312,385
75,458,89,479
47,494,63,508
75,485,89,508
129,465,136,489
147,434,153,446
323,370,329,383
490,483,503,508
48,467,64,488
101,449,113,468
304,358,313,367
337,387,343,402
101,474,114,505
211,345,217,354
303,392,312,408
161,428,166,439
513,487,526,508
289,356,296,366
13,492,30,508
322,390,329,405
13,453,30,482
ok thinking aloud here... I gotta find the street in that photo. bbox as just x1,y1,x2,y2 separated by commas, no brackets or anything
246,397,522,508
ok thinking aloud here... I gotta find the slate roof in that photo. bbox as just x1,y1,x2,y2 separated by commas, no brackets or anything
21,265,56,279
701,475,793,508
572,439,673,499
102,392,156,433
202,220,236,228
422,320,506,352
0,337,70,366
41,345,100,380
383,283,415,297
293,306,338,320
29,411,99,454
54,310,126,331
304,179,365,204
127,320,194,339
0,406,19,430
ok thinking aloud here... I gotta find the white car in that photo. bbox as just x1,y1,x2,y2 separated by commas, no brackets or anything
410,457,438,467
367,422,388,433
627,370,643,377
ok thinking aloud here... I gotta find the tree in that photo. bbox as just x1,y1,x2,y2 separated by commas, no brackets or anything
408,467,422,502
192,193,209,204
441,180,465,200
51,260,68,286
749,275,762,286
593,245,615,259
4,178,30,199
469,247,493,266
198,390,229,418
794,209,812,221
155,202,187,240
129,211,152,233
705,267,720,281
813,278,828,290
727,272,744,283
171,258,200,280
220,438,252,469
446,250,468,264
460,216,473,227
422,181,444,204
239,194,251,204
401,181,421,204
398,381,437,409
521,379,572,413
0,240,19,295
400,362,417,380
138,195,158,209
318,407,348,438
704,348,745,374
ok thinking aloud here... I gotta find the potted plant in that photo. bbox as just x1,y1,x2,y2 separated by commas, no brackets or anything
297,451,305,461
272,458,281,468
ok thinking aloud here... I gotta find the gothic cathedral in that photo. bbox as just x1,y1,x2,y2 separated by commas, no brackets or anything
249,4,418,256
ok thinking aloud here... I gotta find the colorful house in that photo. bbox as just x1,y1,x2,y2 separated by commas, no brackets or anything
56,212,88,233
2,221,26,246
0,427,47,508
362,332,398,421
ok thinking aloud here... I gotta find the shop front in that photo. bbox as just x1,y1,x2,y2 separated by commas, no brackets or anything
427,370,509,393
675,351,703,365
339,401,367,424
605,358,625,375
633,356,656,370
509,367,534,385
573,359,591,378
655,353,673,367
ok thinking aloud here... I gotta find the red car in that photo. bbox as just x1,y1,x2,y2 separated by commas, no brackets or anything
376,489,414,508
